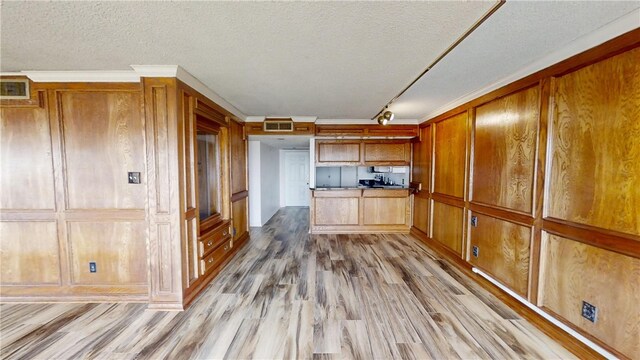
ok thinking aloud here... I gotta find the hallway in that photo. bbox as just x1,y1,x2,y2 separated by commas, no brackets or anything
1,207,573,359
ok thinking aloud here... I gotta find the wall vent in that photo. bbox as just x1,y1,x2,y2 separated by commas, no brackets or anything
264,120,294,132
0,79,30,100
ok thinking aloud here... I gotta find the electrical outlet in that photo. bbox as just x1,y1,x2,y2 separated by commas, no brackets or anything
581,301,597,323
472,246,479,258
471,216,478,227
89,262,97,273
128,172,141,184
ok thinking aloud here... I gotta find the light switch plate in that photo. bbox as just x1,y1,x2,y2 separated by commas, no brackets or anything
128,172,141,184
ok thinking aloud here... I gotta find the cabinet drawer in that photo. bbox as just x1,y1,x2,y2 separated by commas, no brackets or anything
199,224,231,257
201,240,232,275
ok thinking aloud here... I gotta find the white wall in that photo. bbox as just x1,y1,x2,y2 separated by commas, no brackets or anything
260,142,280,225
248,141,261,227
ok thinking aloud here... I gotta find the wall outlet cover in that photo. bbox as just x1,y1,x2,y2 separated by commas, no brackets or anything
581,301,597,323
472,246,479,258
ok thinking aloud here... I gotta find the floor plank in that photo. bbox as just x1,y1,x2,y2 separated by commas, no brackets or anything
0,207,576,359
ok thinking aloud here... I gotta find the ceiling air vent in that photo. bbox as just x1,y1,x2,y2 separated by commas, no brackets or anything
264,120,294,132
0,79,30,100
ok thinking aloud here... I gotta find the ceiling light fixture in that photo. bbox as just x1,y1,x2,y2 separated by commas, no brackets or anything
371,0,505,124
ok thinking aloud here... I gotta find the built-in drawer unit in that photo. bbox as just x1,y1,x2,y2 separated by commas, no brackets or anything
199,222,231,258
200,239,233,275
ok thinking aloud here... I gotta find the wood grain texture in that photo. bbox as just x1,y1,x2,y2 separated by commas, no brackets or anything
547,48,640,236
314,198,359,225
362,197,407,225
431,201,464,255
0,99,56,210
473,86,539,213
229,119,247,195
67,221,147,285
412,195,429,235
315,124,418,138
142,78,184,307
540,233,640,359
0,208,574,360
0,221,60,285
316,141,361,165
232,197,248,242
58,90,145,210
411,125,431,191
362,141,410,165
433,112,467,198
469,213,531,297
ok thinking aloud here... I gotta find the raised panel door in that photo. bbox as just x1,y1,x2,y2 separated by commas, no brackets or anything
433,113,467,198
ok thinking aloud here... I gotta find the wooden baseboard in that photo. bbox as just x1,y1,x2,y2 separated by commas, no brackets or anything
408,227,604,360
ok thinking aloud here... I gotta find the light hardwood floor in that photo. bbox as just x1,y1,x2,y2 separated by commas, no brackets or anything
1,207,574,359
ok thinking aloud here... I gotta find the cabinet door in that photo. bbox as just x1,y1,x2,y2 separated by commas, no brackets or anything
316,141,361,165
363,142,410,165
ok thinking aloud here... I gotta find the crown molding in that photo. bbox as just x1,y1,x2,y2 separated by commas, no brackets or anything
20,70,139,82
174,66,246,120
419,8,640,123
130,65,178,77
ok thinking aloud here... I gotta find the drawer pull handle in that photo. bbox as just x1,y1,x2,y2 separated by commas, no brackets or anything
223,230,228,236
224,245,229,251
207,241,213,247
208,258,213,263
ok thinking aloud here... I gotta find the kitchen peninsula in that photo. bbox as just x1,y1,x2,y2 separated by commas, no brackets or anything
310,138,413,233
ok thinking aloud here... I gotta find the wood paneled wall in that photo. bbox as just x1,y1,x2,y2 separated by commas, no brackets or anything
2,78,249,308
410,32,640,359
1,83,148,301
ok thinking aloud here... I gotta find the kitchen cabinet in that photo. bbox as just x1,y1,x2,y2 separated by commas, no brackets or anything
316,140,411,166
363,141,411,165
316,141,361,165
310,188,410,233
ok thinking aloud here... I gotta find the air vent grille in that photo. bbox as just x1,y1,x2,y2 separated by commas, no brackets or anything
264,120,294,132
0,79,30,100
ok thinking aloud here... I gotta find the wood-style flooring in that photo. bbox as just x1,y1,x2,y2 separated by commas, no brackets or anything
1,207,574,359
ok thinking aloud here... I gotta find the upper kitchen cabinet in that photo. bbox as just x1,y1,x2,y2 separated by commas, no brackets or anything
315,139,411,166
316,140,362,166
363,141,411,165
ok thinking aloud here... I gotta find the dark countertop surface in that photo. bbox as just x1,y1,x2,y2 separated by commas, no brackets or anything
312,185,408,190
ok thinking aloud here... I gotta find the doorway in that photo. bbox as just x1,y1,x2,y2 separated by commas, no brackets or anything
282,150,310,207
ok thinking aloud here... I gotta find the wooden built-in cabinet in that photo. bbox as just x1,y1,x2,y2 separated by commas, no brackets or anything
0,77,249,309
311,189,410,233
410,34,640,359
316,139,411,166
315,124,418,138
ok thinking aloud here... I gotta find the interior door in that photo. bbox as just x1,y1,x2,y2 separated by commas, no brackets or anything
284,151,310,206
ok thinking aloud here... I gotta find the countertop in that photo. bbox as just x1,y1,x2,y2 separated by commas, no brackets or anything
312,185,409,190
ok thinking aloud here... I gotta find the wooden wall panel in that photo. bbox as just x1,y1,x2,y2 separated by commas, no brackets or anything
433,112,466,198
0,221,60,285
469,213,531,296
232,198,248,242
59,91,145,210
431,201,463,255
0,102,55,210
473,86,539,213
412,196,429,235
229,120,247,195
314,198,359,225
67,221,147,285
412,126,431,190
540,234,640,359
363,197,406,225
548,48,640,236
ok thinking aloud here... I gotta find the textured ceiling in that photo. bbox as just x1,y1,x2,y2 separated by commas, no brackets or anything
0,1,496,119
391,1,640,120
